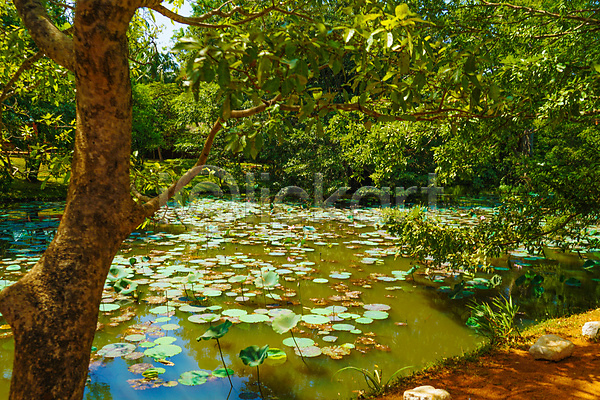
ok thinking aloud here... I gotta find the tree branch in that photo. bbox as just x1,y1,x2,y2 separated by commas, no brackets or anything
0,51,44,104
12,0,75,71
148,1,312,28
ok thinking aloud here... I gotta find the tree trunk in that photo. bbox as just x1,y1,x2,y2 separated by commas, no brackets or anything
0,1,142,398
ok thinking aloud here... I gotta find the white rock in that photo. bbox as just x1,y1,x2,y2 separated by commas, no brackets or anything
529,334,574,361
582,321,600,339
403,385,451,400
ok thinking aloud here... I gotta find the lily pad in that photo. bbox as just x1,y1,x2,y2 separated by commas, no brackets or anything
239,314,270,323
154,337,177,345
144,344,182,359
363,310,389,320
265,348,287,366
294,345,321,358
301,314,330,325
99,303,120,313
282,337,314,348
178,370,210,386
97,343,136,358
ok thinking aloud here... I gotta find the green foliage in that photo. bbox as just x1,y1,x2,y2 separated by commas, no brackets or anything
239,344,269,367
467,295,520,345
333,365,412,395
382,207,485,269
196,320,233,341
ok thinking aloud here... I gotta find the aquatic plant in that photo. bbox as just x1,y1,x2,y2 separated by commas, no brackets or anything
333,365,412,395
467,294,520,344
197,320,234,386
239,345,269,398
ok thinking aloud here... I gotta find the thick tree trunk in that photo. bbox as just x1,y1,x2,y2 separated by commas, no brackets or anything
0,1,142,399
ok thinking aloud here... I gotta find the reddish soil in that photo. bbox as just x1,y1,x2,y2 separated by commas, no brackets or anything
378,309,600,400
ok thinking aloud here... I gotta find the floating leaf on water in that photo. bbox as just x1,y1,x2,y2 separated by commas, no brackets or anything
222,309,248,317
97,343,136,358
123,351,144,360
149,306,170,315
178,370,210,386
154,317,171,323
99,303,120,313
265,348,287,366
144,344,182,359
332,323,355,331
355,317,374,325
124,334,146,342
322,345,351,360
154,337,177,345
294,345,321,358
239,314,270,324
282,337,314,348
161,324,181,331
188,313,220,324
178,304,205,313
322,336,338,343
363,310,389,320
363,303,391,311
312,278,329,284
301,314,330,325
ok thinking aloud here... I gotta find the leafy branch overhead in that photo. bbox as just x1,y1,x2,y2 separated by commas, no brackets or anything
171,1,503,128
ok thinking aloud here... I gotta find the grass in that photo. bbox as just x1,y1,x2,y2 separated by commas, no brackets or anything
0,158,68,204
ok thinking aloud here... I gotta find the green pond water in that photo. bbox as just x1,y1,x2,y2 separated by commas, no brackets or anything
0,199,598,400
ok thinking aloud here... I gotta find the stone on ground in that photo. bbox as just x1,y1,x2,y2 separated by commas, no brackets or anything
582,321,600,339
529,334,574,361
403,385,451,400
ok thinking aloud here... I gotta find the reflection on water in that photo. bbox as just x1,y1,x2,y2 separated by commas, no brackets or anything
0,200,597,399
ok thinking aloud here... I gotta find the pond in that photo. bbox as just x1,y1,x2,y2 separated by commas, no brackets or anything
0,199,598,399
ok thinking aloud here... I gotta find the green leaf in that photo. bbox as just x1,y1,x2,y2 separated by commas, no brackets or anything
239,344,269,367
217,58,230,87
197,320,233,341
272,312,301,334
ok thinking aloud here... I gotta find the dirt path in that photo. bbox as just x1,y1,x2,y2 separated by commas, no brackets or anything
379,309,600,400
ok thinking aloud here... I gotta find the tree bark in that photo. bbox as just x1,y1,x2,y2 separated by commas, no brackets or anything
0,1,142,399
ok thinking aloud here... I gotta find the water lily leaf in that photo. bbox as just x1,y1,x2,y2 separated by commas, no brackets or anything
322,335,338,343
294,345,321,358
239,314,270,323
99,303,120,313
265,348,287,366
239,344,269,367
149,306,170,314
282,337,314,348
97,343,136,358
178,370,210,386
161,324,181,331
332,323,355,331
272,312,301,334
363,310,389,320
124,334,146,342
197,320,233,341
178,304,205,313
565,277,582,287
222,309,248,317
154,316,171,323
154,336,177,345
363,303,391,311
144,344,182,359
188,313,220,324
322,345,351,360
301,314,330,325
